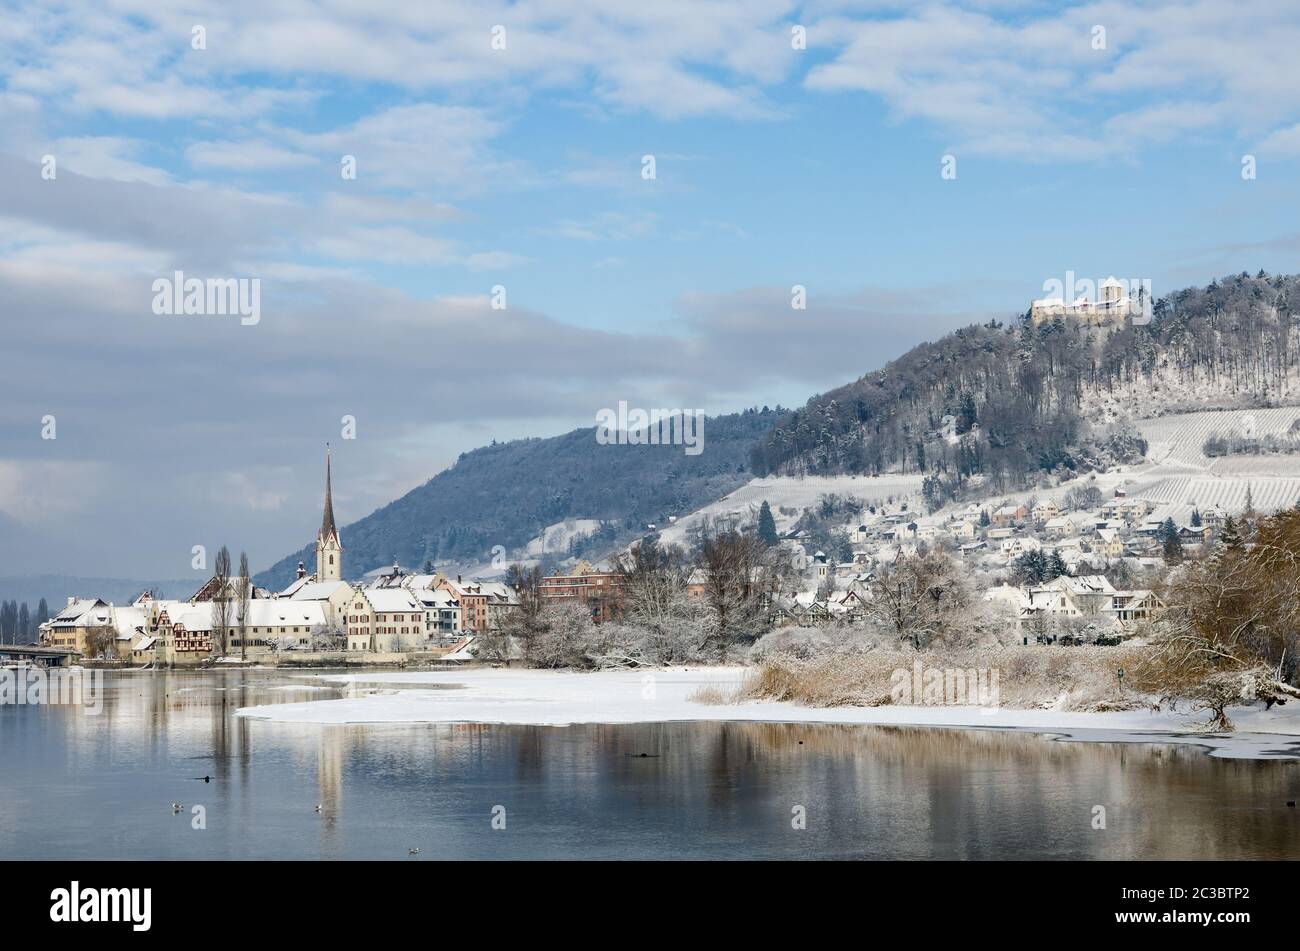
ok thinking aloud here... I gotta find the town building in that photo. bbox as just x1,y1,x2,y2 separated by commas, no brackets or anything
539,562,625,622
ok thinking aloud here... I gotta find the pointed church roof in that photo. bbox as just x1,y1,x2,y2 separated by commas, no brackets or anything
320,446,340,544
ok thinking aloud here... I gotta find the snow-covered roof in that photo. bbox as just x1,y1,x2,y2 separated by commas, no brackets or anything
289,580,350,601
164,600,329,631
110,605,146,640
50,599,109,626
413,587,459,608
360,588,421,612
278,575,313,598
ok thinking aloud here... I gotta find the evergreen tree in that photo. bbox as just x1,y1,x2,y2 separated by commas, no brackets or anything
922,474,944,513
17,603,30,643
978,508,991,527
1161,518,1184,564
1047,550,1069,580
756,500,778,547
1220,516,1243,549
1242,484,1256,539
36,597,50,630
1012,549,1049,586
1190,507,1202,528
956,391,978,434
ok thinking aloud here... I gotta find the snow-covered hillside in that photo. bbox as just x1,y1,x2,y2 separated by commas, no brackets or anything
524,519,603,557
655,406,1300,550
1137,407,1300,466
656,474,924,546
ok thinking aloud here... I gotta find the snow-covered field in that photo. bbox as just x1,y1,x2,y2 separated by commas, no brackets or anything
1137,406,1300,466
235,666,1300,760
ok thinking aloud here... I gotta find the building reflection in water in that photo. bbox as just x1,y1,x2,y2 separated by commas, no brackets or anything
7,671,1300,860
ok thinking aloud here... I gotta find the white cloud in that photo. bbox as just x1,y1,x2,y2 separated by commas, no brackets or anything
806,0,1300,160
187,140,317,171
49,136,173,185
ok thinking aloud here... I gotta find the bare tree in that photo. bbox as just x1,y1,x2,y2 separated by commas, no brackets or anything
865,551,969,649
614,537,701,664
212,546,232,658
84,624,119,661
1139,508,1300,728
503,563,545,658
309,623,346,651
698,530,773,662
236,550,251,661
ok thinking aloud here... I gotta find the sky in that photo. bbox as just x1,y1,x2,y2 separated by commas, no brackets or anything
4,0,1300,578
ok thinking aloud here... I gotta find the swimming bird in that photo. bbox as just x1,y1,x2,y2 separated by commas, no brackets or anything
408,847,421,855
171,802,182,813
315,804,323,812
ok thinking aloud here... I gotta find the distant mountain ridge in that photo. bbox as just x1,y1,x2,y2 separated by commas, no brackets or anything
255,408,780,591
0,575,198,612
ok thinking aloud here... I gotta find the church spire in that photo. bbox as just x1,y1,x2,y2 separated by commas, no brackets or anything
316,444,343,581
320,443,337,542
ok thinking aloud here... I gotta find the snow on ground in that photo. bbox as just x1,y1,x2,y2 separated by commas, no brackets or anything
1137,406,1300,466
235,666,1300,760
524,519,603,557
657,474,924,546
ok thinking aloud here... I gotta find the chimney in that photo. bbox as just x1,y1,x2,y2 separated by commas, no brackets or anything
67,596,75,607
457,574,462,584
296,561,307,580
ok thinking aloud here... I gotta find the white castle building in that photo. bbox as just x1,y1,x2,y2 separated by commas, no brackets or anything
1030,276,1146,326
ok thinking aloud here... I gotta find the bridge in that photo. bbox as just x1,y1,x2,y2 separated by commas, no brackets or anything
0,644,83,668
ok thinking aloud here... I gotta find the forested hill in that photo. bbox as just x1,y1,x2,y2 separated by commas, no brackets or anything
750,272,1300,491
256,408,780,590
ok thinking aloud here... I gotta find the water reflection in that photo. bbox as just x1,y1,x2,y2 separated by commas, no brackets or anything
1,670,1298,860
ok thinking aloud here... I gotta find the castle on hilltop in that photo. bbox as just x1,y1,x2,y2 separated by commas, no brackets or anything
1030,276,1147,326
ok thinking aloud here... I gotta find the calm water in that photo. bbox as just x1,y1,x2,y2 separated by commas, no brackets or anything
2,669,1299,860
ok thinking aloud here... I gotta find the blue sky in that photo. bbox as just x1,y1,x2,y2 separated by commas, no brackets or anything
3,0,1300,577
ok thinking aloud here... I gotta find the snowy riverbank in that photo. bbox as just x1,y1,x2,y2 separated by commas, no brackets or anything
234,666,1300,760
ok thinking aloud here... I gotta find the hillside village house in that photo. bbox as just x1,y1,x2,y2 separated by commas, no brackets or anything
1108,589,1165,623
1044,514,1080,536
992,505,1028,527
1095,528,1126,558
983,574,1165,635
1000,537,1041,558
1032,500,1059,523
950,519,978,539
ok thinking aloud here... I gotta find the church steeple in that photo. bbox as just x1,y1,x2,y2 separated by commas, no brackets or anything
316,444,343,581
